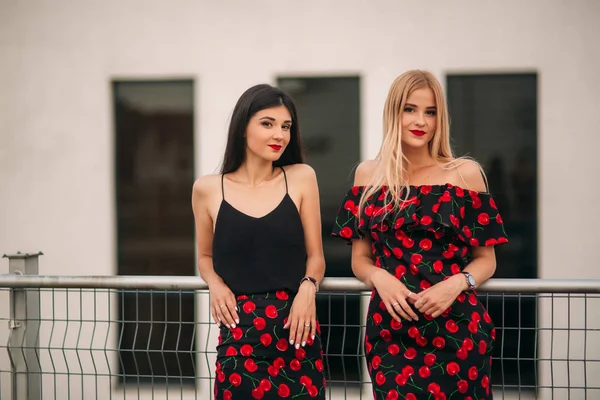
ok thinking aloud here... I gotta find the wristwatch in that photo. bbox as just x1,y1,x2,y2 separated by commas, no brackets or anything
300,276,319,292
462,272,476,291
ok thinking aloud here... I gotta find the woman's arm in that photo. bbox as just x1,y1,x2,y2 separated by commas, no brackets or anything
297,165,326,285
192,176,240,328
461,246,497,289
454,159,497,287
283,164,325,347
192,177,220,286
351,161,421,321
349,161,381,288
415,246,497,318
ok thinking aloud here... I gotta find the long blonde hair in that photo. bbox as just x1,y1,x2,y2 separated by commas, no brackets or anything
359,70,480,214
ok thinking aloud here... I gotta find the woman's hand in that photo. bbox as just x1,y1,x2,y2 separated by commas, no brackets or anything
209,280,239,329
284,281,317,348
409,275,466,318
371,269,421,322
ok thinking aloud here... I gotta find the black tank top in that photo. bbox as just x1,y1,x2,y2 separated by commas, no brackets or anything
212,167,307,295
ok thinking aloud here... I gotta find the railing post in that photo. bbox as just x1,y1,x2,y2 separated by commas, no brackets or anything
3,251,43,400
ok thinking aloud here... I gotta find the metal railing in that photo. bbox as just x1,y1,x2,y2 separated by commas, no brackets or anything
1,252,599,400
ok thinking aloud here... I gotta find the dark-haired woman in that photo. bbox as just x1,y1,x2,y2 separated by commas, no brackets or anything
192,84,326,399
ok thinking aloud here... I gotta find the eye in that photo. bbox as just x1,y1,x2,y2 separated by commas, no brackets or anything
282,125,291,131
261,121,272,127
426,110,437,116
403,106,414,113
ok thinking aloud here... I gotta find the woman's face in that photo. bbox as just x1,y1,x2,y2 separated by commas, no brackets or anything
245,105,292,162
400,87,438,150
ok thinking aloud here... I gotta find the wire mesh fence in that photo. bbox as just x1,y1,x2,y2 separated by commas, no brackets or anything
1,266,599,399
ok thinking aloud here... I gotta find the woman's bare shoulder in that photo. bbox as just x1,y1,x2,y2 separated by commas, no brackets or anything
450,159,487,192
193,174,222,198
354,160,378,186
283,163,317,184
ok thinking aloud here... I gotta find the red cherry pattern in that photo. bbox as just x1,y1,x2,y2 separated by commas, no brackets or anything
333,185,506,399
214,292,325,399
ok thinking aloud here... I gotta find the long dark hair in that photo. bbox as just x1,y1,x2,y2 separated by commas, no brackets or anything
220,84,304,174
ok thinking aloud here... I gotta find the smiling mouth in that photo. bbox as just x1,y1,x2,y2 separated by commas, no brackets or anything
410,130,426,137
268,145,282,151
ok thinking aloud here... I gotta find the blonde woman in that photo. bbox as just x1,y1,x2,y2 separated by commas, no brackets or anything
332,70,508,400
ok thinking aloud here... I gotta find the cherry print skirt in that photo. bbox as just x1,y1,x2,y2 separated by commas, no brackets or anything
365,290,495,400
214,291,326,399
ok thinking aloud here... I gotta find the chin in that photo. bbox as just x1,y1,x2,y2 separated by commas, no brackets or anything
263,153,283,163
402,137,431,150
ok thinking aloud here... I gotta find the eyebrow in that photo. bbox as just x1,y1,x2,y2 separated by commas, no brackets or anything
259,116,292,123
405,103,437,109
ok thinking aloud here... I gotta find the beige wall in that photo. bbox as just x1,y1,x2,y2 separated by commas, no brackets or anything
1,0,599,398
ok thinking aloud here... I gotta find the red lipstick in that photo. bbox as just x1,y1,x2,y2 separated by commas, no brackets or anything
410,130,426,137
268,145,282,151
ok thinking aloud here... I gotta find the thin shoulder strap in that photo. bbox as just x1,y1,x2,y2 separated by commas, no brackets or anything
280,167,288,194
221,174,226,200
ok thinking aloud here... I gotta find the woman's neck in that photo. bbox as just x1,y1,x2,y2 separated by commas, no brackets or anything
235,157,276,187
402,147,436,174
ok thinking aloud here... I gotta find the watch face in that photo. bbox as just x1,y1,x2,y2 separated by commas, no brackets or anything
467,275,476,286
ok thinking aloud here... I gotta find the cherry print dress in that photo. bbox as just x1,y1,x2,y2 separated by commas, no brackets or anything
331,184,508,400
212,168,326,400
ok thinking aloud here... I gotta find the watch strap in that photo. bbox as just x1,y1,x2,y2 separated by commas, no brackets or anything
462,272,476,290
300,276,319,292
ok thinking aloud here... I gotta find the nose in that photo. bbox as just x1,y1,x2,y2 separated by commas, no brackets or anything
414,112,426,127
272,127,284,140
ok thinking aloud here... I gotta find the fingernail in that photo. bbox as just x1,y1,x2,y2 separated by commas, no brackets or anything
235,306,239,311
290,340,294,345
225,324,230,328
235,319,239,324
302,341,306,347
312,335,315,340
231,324,236,329
295,343,300,349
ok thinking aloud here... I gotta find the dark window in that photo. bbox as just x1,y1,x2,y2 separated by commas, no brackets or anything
113,80,196,384
447,73,538,389
278,76,362,385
